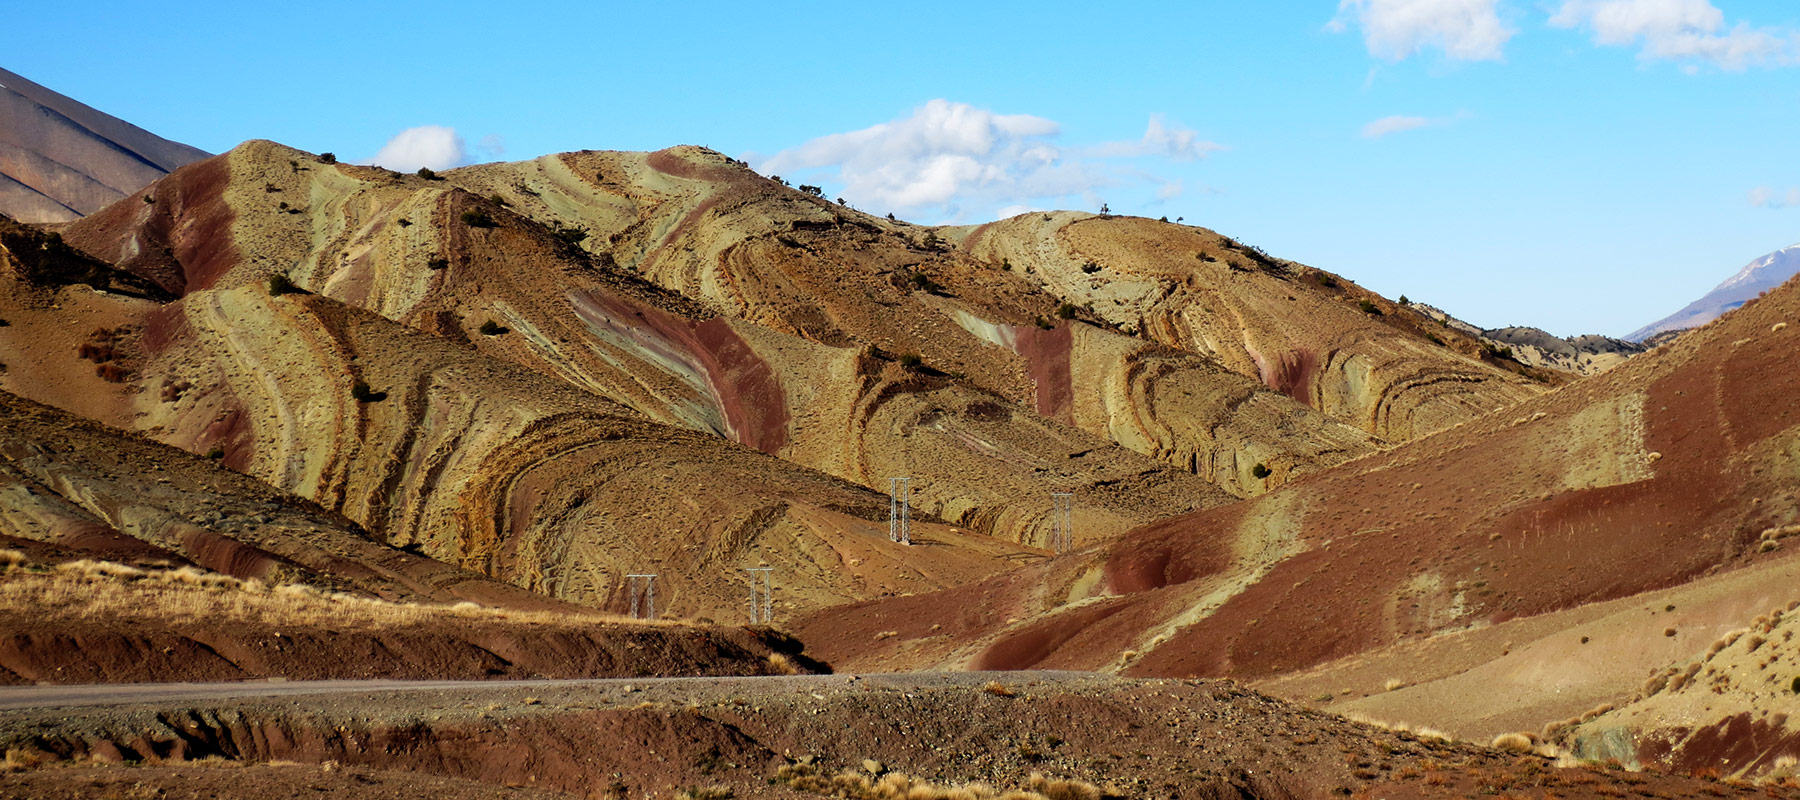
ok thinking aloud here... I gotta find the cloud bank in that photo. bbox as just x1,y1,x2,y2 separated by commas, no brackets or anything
754,100,1220,221
1330,0,1514,61
1750,186,1800,209
367,125,467,172
1550,0,1799,70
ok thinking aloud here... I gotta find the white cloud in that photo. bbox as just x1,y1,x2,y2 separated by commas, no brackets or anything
755,100,1220,221
1361,115,1433,138
1750,186,1800,209
1331,0,1514,61
1550,0,1799,69
366,125,466,172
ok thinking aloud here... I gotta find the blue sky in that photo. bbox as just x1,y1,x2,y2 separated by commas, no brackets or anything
9,1,1799,336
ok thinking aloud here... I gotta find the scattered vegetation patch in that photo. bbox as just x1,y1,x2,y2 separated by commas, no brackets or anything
427,257,449,271
1056,302,1077,320
982,681,1015,697
461,208,496,228
897,353,924,371
1251,463,1272,479
416,167,440,180
318,152,337,164
1081,262,1102,274
554,225,590,245
1034,316,1054,330
773,763,1110,800
1358,299,1381,315
1316,274,1339,289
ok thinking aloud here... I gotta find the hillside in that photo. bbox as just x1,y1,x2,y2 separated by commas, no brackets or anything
794,265,1800,752
0,66,208,223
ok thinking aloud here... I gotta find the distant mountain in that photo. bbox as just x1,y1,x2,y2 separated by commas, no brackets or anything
1408,302,1645,376
0,66,208,223
1628,243,1800,342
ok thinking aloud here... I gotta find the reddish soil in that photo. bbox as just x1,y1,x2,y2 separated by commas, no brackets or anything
62,153,238,296
0,613,812,685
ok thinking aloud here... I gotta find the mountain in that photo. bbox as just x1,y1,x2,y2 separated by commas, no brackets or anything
1628,244,1800,342
1409,302,1646,376
797,267,1800,768
0,66,208,223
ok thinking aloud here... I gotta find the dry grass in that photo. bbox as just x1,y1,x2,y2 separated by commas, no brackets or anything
774,764,1109,800
0,551,666,632
767,653,801,675
982,681,1016,697
1490,733,1536,753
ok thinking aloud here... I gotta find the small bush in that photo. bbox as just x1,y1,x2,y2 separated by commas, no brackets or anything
1358,299,1381,315
396,218,412,227
489,193,508,207
1398,295,1410,305
1251,463,1272,479
1316,274,1338,289
461,208,496,228
1081,262,1102,274
318,152,337,164
427,258,449,271
1034,316,1054,330
1791,675,1799,694
897,353,923,371
205,447,225,460
982,681,1015,697
554,226,589,245
351,380,388,403
886,212,896,221
268,274,301,296
908,271,942,293
479,320,507,336
1056,302,1077,320
143,195,155,204
1491,733,1535,753
416,167,439,180
798,184,823,197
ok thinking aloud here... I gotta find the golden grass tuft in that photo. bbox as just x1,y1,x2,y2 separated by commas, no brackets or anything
982,681,1016,697
1491,733,1536,753
767,652,800,676
773,764,1108,800
1383,677,1407,692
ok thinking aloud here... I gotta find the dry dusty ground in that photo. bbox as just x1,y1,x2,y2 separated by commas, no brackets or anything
2,672,1789,800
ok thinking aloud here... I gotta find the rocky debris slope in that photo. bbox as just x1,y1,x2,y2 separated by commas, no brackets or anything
0,66,208,223
2,672,1775,800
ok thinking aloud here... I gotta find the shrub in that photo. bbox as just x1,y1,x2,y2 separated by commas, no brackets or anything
897,353,923,371
555,226,589,245
1791,675,1799,695
489,193,508,206
205,447,224,460
982,681,1015,697
143,195,155,204
1317,274,1338,289
351,380,387,403
1358,299,1381,315
886,212,896,221
318,152,337,164
427,257,449,271
1056,302,1077,320
479,320,507,336
268,274,301,296
416,167,439,180
461,208,496,228
908,271,942,293
798,184,823,197
1398,295,1410,305
1252,463,1272,479
1081,262,1102,274
1159,215,1169,222
396,218,412,227
1034,316,1053,330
